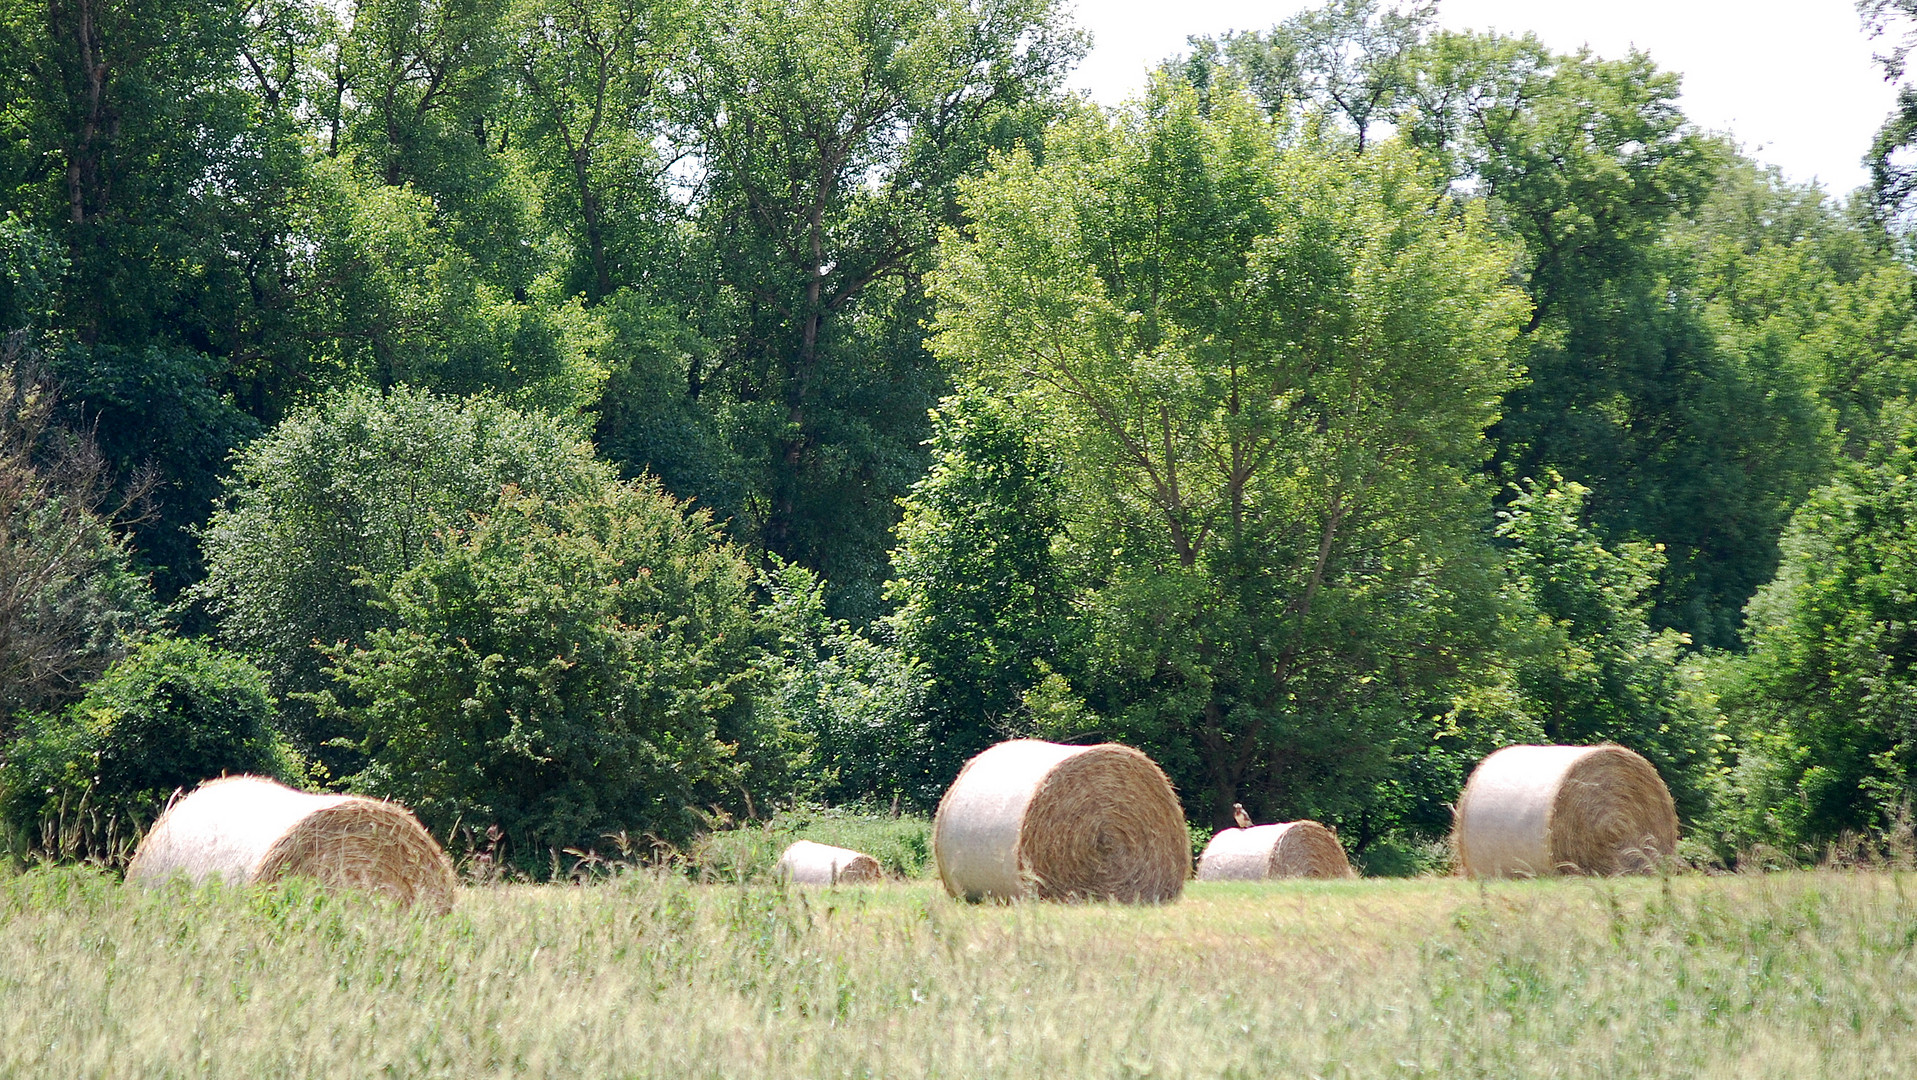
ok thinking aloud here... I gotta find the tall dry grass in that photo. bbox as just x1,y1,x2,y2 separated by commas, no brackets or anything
0,865,1913,1077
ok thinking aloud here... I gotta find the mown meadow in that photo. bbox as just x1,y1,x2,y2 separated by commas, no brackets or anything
5,863,1915,1078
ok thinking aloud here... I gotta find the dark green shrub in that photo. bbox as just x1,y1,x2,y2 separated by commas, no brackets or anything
1718,414,1917,852
193,385,613,770
324,480,777,872
756,560,930,809
0,637,299,860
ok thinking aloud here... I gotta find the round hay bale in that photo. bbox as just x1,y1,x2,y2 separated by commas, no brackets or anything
774,840,883,885
1196,821,1353,881
1453,744,1679,878
125,776,456,913
932,739,1188,903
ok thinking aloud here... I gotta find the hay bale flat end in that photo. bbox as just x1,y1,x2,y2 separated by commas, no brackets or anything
933,739,1189,903
1197,821,1352,880
1453,744,1678,879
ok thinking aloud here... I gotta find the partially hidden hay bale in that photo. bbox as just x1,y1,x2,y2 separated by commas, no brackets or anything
1196,821,1353,881
775,840,883,885
933,739,1189,903
126,776,456,913
1453,744,1679,879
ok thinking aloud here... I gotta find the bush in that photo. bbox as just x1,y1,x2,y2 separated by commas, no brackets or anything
193,385,613,769
0,638,298,860
1716,414,1917,853
757,561,932,808
323,480,777,873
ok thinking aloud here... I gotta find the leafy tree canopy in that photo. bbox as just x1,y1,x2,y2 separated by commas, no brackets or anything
926,77,1529,835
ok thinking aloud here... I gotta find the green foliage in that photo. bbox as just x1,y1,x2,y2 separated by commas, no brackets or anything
1717,414,1917,850
1400,31,1834,647
194,386,613,766
927,77,1529,837
1861,1,1917,230
1498,475,1719,821
652,0,1084,616
887,390,1067,794
323,480,770,870
0,346,156,732
48,343,261,599
1687,159,1917,459
325,0,538,292
0,214,61,335
0,0,289,596
0,637,296,859
0,0,1908,868
508,0,685,303
586,291,743,515
757,560,930,808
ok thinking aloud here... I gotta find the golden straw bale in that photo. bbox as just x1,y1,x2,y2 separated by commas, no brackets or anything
125,776,456,913
1196,821,1353,880
774,840,883,885
933,739,1189,903
1453,744,1679,878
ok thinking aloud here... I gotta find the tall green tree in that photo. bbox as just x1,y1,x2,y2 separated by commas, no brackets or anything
322,0,542,290
0,0,300,593
509,0,682,302
928,81,1530,833
648,0,1081,615
1399,31,1830,646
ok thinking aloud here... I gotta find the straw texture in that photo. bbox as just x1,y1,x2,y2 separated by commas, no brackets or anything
125,776,456,913
933,739,1189,903
1196,821,1353,880
774,840,883,885
1453,744,1679,878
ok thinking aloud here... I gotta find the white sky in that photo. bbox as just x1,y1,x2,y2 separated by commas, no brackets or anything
1068,0,1897,196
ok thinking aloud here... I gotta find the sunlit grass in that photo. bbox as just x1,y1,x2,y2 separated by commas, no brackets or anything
2,866,1914,1077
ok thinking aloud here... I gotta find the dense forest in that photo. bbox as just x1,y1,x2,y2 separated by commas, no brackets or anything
5,0,1917,873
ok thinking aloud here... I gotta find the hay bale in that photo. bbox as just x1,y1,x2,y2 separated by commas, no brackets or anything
1453,744,1679,878
933,739,1189,903
1196,821,1353,880
125,776,456,913
774,840,883,885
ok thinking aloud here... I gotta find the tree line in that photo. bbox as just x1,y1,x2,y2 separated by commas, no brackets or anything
2,0,1916,872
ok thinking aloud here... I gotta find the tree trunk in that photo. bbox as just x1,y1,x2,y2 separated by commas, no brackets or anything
61,0,110,226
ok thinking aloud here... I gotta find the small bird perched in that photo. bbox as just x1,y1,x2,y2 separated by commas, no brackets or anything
1232,803,1253,829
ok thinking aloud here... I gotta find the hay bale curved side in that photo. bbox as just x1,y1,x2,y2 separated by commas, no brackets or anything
775,840,882,885
1453,744,1679,878
933,739,1189,903
1196,821,1353,880
126,776,457,913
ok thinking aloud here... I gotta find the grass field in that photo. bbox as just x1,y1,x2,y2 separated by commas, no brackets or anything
3,864,1916,1078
